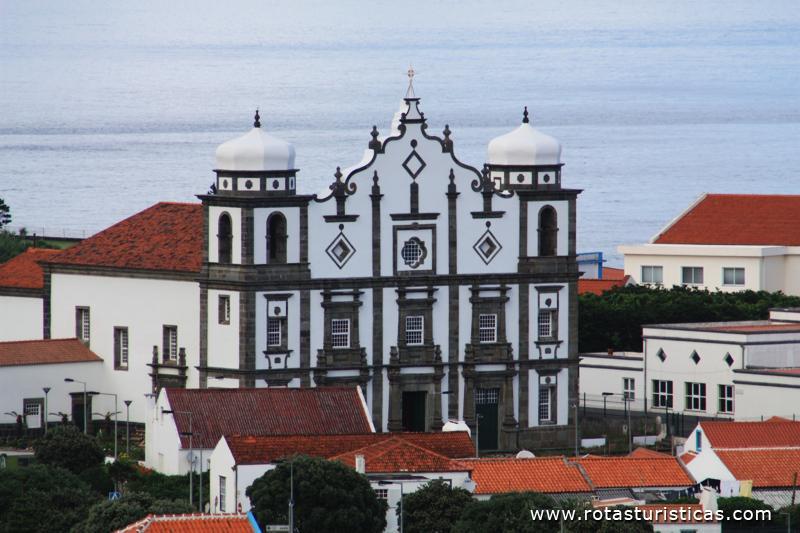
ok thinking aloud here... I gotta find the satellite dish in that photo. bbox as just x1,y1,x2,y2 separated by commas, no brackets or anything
516,449,535,459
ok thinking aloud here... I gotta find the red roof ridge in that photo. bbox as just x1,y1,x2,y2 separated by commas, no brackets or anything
0,247,62,290
651,192,708,243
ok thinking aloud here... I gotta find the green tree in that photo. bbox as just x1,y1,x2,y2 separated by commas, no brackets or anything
0,197,10,229
246,455,388,533
0,464,98,533
0,231,29,263
452,492,560,533
402,479,474,533
579,285,800,352
71,492,194,533
718,496,775,530
33,424,105,475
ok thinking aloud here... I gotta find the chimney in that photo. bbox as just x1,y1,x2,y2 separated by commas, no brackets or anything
355,454,366,474
607,348,614,356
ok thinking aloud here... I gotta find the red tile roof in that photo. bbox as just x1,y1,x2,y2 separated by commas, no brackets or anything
165,387,373,449
0,338,102,367
628,447,672,459
680,451,698,465
654,194,800,246
464,457,592,495
116,513,252,533
577,456,694,488
715,449,800,487
332,437,468,473
700,419,800,449
44,203,202,273
578,267,630,296
0,248,60,290
225,431,474,465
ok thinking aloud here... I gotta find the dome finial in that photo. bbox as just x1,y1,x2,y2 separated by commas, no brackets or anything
406,64,416,98
522,106,530,124
254,109,261,128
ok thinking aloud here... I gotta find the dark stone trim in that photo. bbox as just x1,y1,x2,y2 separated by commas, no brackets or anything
518,282,529,426
390,213,439,221
197,194,313,208
646,334,800,347
47,263,198,282
470,211,505,219
241,207,254,265
0,287,42,298
372,288,384,429
732,379,800,390
580,364,644,371
519,199,528,258
644,324,800,336
199,288,208,388
370,172,383,277
42,266,52,339
392,223,437,277
213,169,299,177
579,354,644,361
516,189,583,201
323,214,359,222
300,289,311,386
239,291,256,387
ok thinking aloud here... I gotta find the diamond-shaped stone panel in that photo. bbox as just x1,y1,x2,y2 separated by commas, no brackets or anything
690,350,701,364
656,348,667,362
472,229,502,265
325,232,356,269
402,150,426,179
724,353,734,367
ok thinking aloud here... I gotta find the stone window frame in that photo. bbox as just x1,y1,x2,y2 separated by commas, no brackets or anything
396,287,437,360
263,293,292,356
113,326,129,370
478,314,498,343
266,211,289,265
537,373,558,425
331,319,351,348
718,384,734,414
405,315,424,346
217,211,233,264
75,306,90,346
468,285,510,346
685,381,707,412
320,289,364,362
392,223,437,277
537,205,558,257
218,294,231,325
162,325,178,362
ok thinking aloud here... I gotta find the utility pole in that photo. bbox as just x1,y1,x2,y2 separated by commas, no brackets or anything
124,400,132,456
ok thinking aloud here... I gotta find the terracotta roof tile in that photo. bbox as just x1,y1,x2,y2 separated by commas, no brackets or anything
225,431,474,465
0,248,60,290
578,277,629,296
165,387,373,449
628,447,672,458
680,451,697,465
464,457,592,495
116,513,252,533
0,338,102,367
44,203,202,273
578,456,694,488
332,437,468,473
715,449,800,487
700,420,800,449
654,194,800,245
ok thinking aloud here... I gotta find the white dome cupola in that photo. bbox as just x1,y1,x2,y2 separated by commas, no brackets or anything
485,107,563,190
215,110,296,172
212,110,298,196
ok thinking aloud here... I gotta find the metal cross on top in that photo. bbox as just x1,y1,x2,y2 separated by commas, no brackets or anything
406,65,416,98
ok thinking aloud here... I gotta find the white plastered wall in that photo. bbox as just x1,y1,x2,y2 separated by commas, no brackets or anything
0,295,43,341
208,206,242,264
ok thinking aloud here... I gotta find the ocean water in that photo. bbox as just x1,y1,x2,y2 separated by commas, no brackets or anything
1,0,799,264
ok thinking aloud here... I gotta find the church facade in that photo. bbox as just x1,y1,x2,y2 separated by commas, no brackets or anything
199,91,580,450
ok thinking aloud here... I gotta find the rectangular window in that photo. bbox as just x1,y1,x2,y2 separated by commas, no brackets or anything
623,377,635,400
331,319,350,349
723,267,745,286
405,315,424,346
652,380,673,408
681,266,704,285
718,384,734,414
76,307,90,345
375,488,389,500
537,310,556,340
114,327,129,370
538,388,553,423
218,295,231,325
641,265,663,284
23,399,41,417
685,382,707,411
267,317,282,347
478,314,498,343
219,475,227,512
163,326,178,361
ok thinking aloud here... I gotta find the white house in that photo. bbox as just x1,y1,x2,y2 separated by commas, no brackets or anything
0,338,104,430
145,385,375,474
680,418,800,508
1,83,583,451
580,308,800,420
0,248,58,342
208,431,475,532
620,193,800,295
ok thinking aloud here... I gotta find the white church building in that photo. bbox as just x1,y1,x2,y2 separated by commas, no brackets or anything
1,83,581,451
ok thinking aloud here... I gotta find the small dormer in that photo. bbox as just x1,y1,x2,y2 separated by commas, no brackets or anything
485,107,563,191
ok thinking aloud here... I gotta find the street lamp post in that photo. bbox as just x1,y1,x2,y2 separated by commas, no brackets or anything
42,387,51,434
163,409,194,508
124,400,132,456
64,378,87,434
89,391,118,460
602,391,613,418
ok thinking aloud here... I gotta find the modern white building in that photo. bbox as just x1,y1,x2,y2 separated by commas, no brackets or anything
145,386,374,475
580,309,800,421
208,431,474,532
680,418,800,508
620,193,800,295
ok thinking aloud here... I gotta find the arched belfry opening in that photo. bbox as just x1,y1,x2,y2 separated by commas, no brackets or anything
538,206,558,257
267,212,288,264
217,213,233,264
